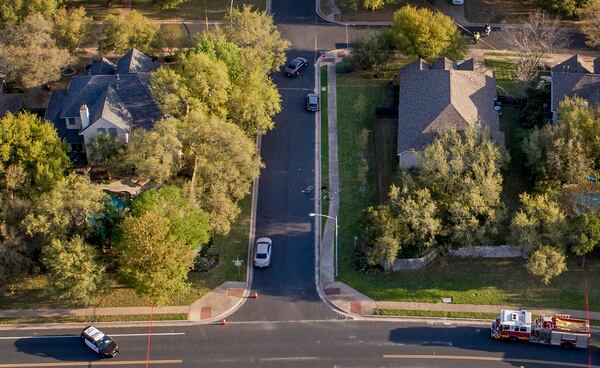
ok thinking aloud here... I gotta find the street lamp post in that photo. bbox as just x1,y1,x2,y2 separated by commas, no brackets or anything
309,212,338,277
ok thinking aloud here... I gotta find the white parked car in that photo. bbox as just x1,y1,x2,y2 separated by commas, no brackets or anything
254,237,272,268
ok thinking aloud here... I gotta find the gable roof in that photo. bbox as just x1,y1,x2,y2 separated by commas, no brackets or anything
551,55,600,113
44,89,80,144
397,58,502,155
116,48,159,74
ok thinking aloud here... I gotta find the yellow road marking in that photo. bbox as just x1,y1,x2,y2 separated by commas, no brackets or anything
0,360,182,367
383,354,597,367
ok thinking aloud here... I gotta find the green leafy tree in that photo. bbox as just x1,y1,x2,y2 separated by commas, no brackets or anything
358,205,402,266
131,185,210,249
569,213,600,267
0,226,32,284
24,174,107,242
388,5,466,59
53,6,92,53
363,0,386,11
510,192,568,251
118,211,194,304
582,0,600,48
151,52,231,118
0,112,70,193
388,185,441,254
98,11,160,55
523,97,600,187
0,0,58,26
161,23,187,55
179,111,262,235
87,133,121,168
222,5,290,73
527,245,567,285
421,126,507,247
41,236,105,303
535,0,591,17
0,14,72,88
348,32,392,72
121,119,181,184
194,34,242,80
520,82,551,129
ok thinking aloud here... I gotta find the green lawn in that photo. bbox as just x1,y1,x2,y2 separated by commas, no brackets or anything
67,0,265,20
338,0,433,22
0,314,188,325
484,59,525,97
464,0,536,23
335,71,389,279
344,257,600,311
0,195,251,310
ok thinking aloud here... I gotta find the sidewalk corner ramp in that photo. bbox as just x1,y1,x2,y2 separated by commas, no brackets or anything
188,281,247,323
323,281,376,316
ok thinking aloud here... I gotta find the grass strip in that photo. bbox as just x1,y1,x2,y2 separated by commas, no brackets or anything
0,313,189,325
320,66,329,227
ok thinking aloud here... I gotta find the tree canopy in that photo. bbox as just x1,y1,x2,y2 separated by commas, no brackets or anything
388,5,466,59
53,6,92,53
582,0,600,48
535,0,591,17
0,112,70,193
98,11,160,55
527,245,567,285
118,211,194,304
0,0,58,27
41,236,105,303
0,14,72,88
131,185,210,249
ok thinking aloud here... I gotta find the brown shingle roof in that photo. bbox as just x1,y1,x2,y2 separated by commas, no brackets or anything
551,55,600,113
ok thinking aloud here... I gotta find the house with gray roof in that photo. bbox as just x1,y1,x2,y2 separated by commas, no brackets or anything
44,49,161,162
0,77,24,118
397,58,504,168
551,55,600,123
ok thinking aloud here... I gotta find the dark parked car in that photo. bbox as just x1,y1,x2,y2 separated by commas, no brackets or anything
81,326,119,358
284,57,308,76
306,93,319,112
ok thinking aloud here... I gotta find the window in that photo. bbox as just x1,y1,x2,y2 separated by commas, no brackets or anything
71,144,84,152
97,128,106,134
65,117,77,126
502,325,510,331
520,326,527,332
108,128,118,137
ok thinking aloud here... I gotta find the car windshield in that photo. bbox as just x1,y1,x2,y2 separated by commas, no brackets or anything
256,253,268,259
97,337,114,349
289,60,299,68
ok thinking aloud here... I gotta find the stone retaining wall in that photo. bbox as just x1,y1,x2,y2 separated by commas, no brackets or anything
385,245,525,271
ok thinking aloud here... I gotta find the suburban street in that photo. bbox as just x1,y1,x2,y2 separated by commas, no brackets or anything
0,1,599,367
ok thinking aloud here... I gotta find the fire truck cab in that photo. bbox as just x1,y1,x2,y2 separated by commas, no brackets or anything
491,309,532,342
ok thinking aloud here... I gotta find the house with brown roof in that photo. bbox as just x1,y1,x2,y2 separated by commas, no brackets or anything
397,58,504,168
551,55,600,123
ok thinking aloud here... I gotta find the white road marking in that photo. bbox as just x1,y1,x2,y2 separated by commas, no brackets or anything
260,357,319,362
0,359,183,367
0,332,185,340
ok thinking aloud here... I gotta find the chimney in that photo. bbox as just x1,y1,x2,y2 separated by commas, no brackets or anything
594,57,600,75
80,104,90,129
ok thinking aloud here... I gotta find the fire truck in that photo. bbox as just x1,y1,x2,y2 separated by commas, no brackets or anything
490,309,590,349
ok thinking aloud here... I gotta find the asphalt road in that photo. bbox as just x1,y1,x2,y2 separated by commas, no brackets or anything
0,321,598,367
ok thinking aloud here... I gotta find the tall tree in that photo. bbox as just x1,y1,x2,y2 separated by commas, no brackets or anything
388,5,466,59
527,245,567,285
358,205,402,266
502,12,569,82
23,174,107,242
118,211,194,304
535,0,591,17
582,0,600,48
161,23,187,55
349,32,393,72
41,236,105,303
0,14,72,88
179,111,261,235
151,52,231,118
121,119,182,184
98,11,160,55
0,112,70,193
131,185,210,249
420,126,507,247
0,0,58,27
53,6,93,53
87,133,121,168
569,213,600,267
510,192,568,251
221,5,290,73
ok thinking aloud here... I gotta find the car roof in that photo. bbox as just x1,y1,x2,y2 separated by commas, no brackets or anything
294,57,307,62
256,237,272,244
83,326,106,342
308,94,318,102
256,242,270,254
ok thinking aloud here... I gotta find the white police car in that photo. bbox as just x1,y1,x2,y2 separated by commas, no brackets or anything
81,325,119,358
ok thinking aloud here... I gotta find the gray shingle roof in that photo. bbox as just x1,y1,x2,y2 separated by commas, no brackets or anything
551,55,600,113
397,58,503,155
44,89,81,145
87,57,116,75
0,93,23,117
116,49,159,74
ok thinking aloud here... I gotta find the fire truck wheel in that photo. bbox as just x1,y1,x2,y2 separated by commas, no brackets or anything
509,336,518,343
560,341,575,350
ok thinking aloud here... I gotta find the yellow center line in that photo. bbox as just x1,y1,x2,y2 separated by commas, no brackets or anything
0,360,183,367
383,354,597,368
